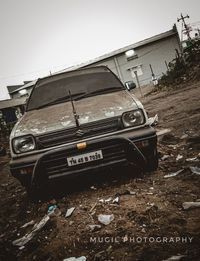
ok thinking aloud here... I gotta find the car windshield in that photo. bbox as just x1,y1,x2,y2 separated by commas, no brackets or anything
26,67,125,111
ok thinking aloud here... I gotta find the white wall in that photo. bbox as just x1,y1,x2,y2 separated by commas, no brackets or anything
87,34,181,86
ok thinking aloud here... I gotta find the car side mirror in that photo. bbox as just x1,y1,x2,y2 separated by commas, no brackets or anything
125,81,136,91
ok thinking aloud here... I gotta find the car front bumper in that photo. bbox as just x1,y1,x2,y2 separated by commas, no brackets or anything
10,126,157,186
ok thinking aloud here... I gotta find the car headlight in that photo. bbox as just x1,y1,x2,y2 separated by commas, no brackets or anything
122,109,145,127
12,135,36,154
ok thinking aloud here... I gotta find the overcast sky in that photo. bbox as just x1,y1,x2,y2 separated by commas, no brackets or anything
0,0,199,100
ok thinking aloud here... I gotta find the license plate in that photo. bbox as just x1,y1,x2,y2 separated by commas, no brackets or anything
67,150,103,167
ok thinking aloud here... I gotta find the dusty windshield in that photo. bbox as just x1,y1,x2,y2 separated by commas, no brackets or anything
27,67,124,111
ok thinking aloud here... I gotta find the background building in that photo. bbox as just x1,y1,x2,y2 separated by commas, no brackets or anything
8,26,181,98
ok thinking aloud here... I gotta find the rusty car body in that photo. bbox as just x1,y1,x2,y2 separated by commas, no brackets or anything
9,66,158,196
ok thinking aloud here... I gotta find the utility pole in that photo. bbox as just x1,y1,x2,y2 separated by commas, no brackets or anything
177,13,191,40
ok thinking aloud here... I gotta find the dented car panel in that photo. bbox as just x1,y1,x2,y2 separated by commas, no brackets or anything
9,66,158,193
11,90,141,138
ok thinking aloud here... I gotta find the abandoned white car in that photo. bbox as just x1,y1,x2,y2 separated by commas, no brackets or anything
9,66,158,197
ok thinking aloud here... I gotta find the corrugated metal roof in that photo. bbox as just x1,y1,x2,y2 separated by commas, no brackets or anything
0,97,27,110
9,80,37,94
7,85,23,94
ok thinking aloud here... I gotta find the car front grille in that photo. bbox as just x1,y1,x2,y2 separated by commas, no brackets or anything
39,139,127,179
36,117,121,149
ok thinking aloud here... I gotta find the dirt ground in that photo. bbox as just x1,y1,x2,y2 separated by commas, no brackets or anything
0,80,200,261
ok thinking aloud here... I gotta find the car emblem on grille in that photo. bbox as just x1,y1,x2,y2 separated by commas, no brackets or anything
75,129,85,137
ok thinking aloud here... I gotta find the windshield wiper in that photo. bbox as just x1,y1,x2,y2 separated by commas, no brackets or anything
68,90,80,128
74,86,124,101
35,92,86,110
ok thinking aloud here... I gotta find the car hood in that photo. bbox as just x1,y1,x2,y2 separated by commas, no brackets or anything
13,90,139,137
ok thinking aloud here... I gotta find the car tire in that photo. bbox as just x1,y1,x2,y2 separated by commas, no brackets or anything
25,182,48,202
145,148,158,172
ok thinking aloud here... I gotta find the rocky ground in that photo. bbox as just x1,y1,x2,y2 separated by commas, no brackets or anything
0,80,200,261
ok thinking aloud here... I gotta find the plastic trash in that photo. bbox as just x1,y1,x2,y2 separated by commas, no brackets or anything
186,157,198,162
98,214,114,225
48,205,57,214
99,197,112,203
176,154,183,161
164,169,183,178
163,255,186,261
20,220,34,229
189,166,200,175
12,215,50,247
161,155,170,161
65,207,75,218
182,201,200,210
90,186,97,190
148,114,158,126
112,196,120,204
105,197,112,203
63,256,87,261
88,224,101,231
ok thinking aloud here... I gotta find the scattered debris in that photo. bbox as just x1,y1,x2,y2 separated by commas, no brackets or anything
88,224,102,231
146,192,154,195
148,114,158,126
49,207,62,217
99,190,134,205
90,186,97,190
176,154,183,161
180,133,189,140
47,204,61,217
98,214,114,225
99,197,114,203
20,220,34,229
163,255,186,261
112,196,120,204
118,189,135,196
89,202,97,213
129,191,136,195
164,169,184,179
167,144,178,150
147,202,156,207
186,157,198,162
105,197,112,203
12,215,50,247
48,205,57,214
65,207,76,218
182,201,200,210
161,155,170,161
189,166,200,175
63,256,86,261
